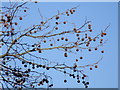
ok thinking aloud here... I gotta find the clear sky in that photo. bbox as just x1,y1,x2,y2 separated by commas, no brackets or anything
1,2,118,88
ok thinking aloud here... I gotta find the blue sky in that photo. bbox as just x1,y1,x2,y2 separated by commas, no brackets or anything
2,2,118,88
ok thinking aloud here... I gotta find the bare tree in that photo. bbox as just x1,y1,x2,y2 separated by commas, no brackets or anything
0,1,109,89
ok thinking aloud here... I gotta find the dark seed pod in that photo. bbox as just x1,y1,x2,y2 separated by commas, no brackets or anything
56,16,59,20
46,67,50,70
64,53,68,57
80,57,83,59
77,80,80,83
86,82,89,85
24,65,27,67
22,61,25,64
43,65,46,68
82,81,85,84
28,69,31,72
64,80,67,83
64,71,66,73
82,77,84,79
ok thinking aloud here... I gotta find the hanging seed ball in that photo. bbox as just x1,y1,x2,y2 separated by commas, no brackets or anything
41,21,44,24
90,67,92,70
4,24,7,27
32,44,35,47
24,10,26,12
61,37,64,40
56,16,59,20
82,76,85,79
55,27,58,30
102,33,107,35
56,22,59,24
93,38,96,41
77,75,79,77
101,34,103,37
65,38,68,41
86,82,89,85
43,65,46,68
67,14,70,16
76,49,79,52
73,28,77,32
100,39,103,41
15,22,18,25
34,1,38,3
88,49,91,51
78,37,80,40
80,57,83,59
10,22,13,25
73,10,76,12
75,42,78,45
76,59,78,62
71,12,73,14
63,21,66,24
70,9,72,13
85,86,88,88
77,31,81,33
86,44,89,47
64,53,68,57
73,75,75,78
50,44,53,46
74,64,77,68
57,39,60,41
38,83,40,86
77,80,80,83
88,24,91,29
76,34,79,36
69,74,72,77
64,71,66,73
34,31,37,33
95,65,98,68
90,30,92,32
19,17,22,20
29,62,32,65
22,61,25,64
88,37,91,40
51,84,54,86
1,43,4,46
7,78,10,81
46,67,50,70
100,41,103,43
84,75,87,77
39,50,42,53
64,80,67,83
44,40,46,43
70,9,73,14
101,50,104,53
24,65,27,67
30,84,33,87
11,28,14,31
74,69,77,72
40,81,43,84
5,14,8,17
65,48,67,51
66,11,68,14
95,48,98,50
28,69,31,72
81,38,84,41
